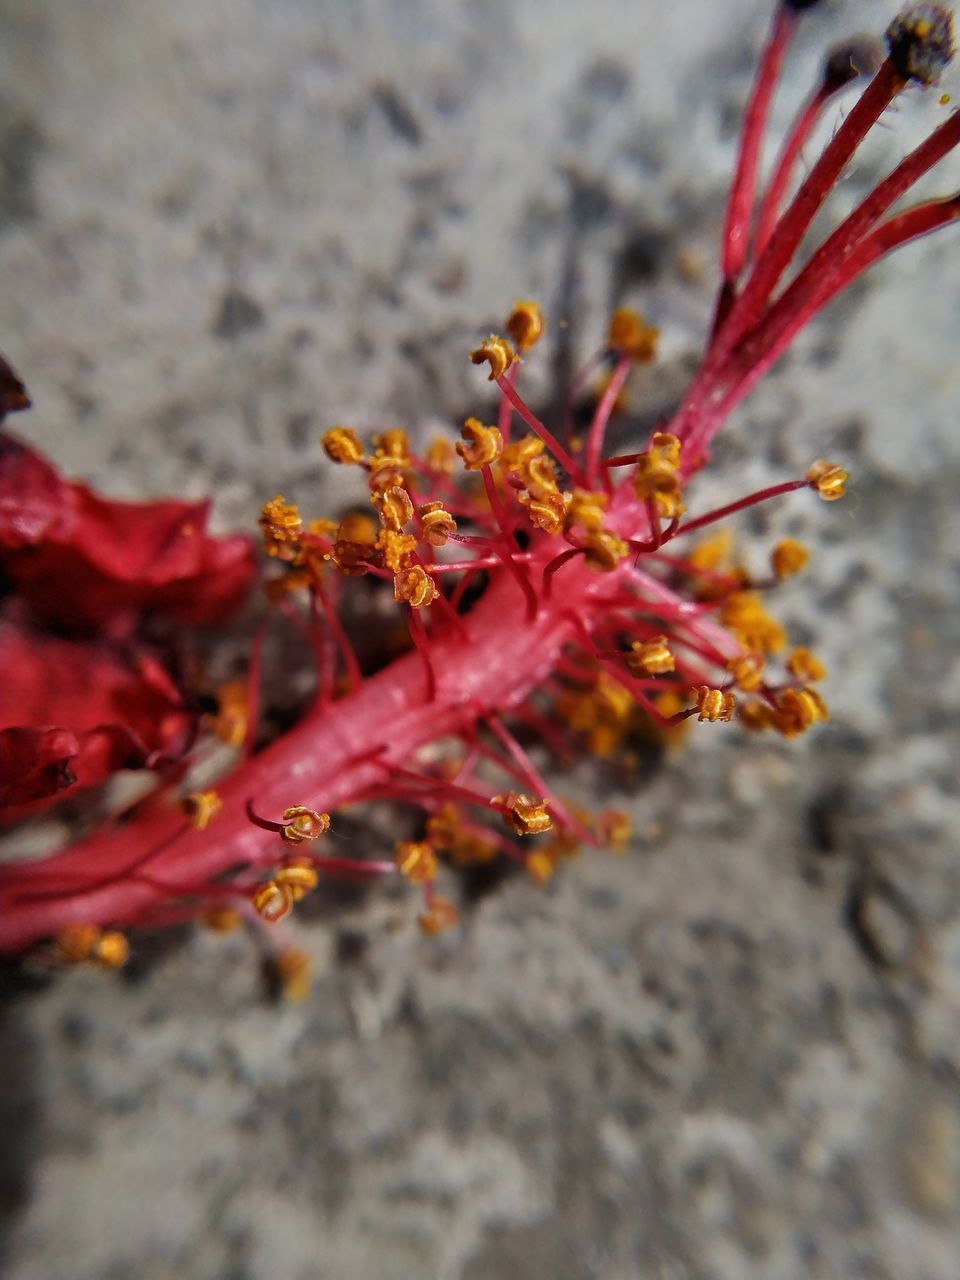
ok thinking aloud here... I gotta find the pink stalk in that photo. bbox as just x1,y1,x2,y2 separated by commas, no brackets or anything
720,4,799,287
2,3,958,961
585,354,632,488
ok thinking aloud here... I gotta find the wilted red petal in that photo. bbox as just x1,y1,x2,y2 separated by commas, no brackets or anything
0,726,78,807
0,431,255,633
0,618,197,821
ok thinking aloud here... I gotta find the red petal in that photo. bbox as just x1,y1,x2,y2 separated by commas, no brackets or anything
0,726,78,807
0,431,255,633
0,619,197,821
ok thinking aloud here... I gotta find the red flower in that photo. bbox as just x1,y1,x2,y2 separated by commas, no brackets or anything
0,431,254,634
0,618,196,820
0,355,256,820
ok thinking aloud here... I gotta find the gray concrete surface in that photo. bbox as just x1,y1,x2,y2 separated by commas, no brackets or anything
1,1,959,1277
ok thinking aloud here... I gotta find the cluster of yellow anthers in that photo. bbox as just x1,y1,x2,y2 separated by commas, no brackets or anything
54,923,129,970
634,432,685,520
394,795,631,912
256,299,655,613
249,806,329,923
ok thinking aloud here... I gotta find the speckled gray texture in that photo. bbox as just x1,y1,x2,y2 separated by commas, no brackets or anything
2,1,960,1278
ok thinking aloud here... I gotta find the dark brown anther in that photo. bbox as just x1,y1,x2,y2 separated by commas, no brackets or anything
822,36,885,92
886,5,955,85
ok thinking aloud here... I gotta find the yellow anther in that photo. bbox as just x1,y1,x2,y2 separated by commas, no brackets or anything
650,432,682,468
181,789,222,831
567,489,609,535
55,923,101,964
425,804,461,849
204,678,248,749
495,791,553,836
720,591,787,654
594,671,634,722
627,635,676,677
418,895,459,935
787,647,827,683
695,686,736,723
596,809,631,853
775,686,830,737
372,428,411,462
367,459,409,493
252,879,294,923
394,840,438,885
330,538,377,576
94,931,129,969
500,434,545,472
337,512,378,544
807,459,848,500
275,858,320,900
426,437,457,474
373,484,415,532
634,435,683,515
737,700,776,732
456,417,503,470
607,307,660,363
634,458,678,501
523,452,560,497
394,563,440,608
582,528,629,571
259,495,303,560
771,538,809,578
726,652,765,692
506,299,546,352
377,528,418,572
322,426,365,464
688,529,735,572
653,489,686,520
275,947,312,1002
308,517,340,540
200,906,242,933
518,488,568,535
470,334,516,381
279,806,330,845
526,850,555,884
424,805,495,864
418,501,458,547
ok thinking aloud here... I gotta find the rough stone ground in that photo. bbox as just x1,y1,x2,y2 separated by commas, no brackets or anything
1,1,959,1277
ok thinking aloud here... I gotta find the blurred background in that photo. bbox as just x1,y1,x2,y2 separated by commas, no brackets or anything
1,1,959,1276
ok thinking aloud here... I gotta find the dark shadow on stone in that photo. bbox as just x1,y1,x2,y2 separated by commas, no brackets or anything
0,99,43,228
0,969,42,1269
213,290,266,339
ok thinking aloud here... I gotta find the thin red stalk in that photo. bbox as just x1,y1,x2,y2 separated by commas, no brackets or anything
715,57,904,358
449,565,484,612
542,546,583,599
314,578,363,691
406,606,437,701
753,84,831,258
585,353,632,487
484,716,594,842
495,376,584,482
243,621,266,756
498,361,519,444
713,189,960,425
671,478,808,539
721,3,798,284
429,556,510,574
562,347,607,446
670,57,906,460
